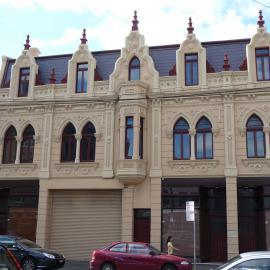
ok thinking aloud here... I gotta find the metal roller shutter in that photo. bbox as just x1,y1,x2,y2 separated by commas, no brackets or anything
49,190,122,260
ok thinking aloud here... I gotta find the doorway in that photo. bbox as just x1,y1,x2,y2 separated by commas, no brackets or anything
133,209,150,243
0,188,10,234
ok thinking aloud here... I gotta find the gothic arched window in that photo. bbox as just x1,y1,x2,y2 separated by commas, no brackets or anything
129,57,140,81
195,117,213,159
20,125,35,163
173,118,190,160
80,122,96,162
246,114,265,158
61,123,76,162
3,126,17,164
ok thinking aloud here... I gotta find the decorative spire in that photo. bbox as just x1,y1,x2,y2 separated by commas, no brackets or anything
187,17,194,34
257,10,265,28
80,28,88,45
24,34,31,50
223,53,230,71
132,10,139,31
49,68,56,84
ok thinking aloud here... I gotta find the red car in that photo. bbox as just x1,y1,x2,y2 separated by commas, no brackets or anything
90,241,192,270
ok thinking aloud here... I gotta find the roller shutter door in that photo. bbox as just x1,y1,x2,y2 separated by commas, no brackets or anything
49,190,122,260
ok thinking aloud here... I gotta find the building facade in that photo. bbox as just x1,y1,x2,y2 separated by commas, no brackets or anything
0,10,270,261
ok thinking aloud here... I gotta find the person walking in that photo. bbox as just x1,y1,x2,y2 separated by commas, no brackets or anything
166,235,179,255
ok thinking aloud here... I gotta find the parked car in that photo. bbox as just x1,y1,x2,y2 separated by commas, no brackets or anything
214,251,270,270
0,235,65,270
0,244,22,270
90,241,192,270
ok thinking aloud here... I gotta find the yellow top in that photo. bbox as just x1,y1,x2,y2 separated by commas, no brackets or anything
167,241,173,255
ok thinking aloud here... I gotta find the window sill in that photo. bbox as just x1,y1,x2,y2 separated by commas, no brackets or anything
242,158,270,172
0,163,37,177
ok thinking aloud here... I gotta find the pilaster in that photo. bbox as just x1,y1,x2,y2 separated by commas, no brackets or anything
121,186,134,241
264,127,270,158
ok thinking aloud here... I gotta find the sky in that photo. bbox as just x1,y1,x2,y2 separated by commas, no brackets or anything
0,0,270,62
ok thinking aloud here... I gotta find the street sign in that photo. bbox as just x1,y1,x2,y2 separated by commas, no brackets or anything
186,201,194,221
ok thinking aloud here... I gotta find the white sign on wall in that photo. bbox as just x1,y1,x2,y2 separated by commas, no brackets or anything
186,201,195,221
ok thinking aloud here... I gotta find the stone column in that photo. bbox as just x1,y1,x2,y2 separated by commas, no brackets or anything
75,133,82,163
36,181,51,248
224,98,239,258
150,177,162,249
0,137,3,164
121,186,134,241
263,127,270,158
133,114,140,159
189,129,196,160
103,102,115,178
119,115,125,160
15,136,22,164
226,176,239,259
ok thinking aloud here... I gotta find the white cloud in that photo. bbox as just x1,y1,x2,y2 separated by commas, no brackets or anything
0,0,267,55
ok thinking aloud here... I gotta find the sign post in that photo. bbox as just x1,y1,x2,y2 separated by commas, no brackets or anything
186,201,196,270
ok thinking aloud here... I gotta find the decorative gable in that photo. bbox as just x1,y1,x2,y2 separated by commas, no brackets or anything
9,35,39,99
247,10,270,83
67,29,96,97
176,18,207,90
109,11,159,93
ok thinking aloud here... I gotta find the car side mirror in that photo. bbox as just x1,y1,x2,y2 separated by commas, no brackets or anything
149,251,155,256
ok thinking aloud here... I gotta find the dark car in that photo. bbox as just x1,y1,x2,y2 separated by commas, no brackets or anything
0,235,65,270
90,241,192,270
0,244,22,270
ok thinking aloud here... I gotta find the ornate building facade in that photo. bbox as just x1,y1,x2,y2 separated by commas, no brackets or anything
0,10,270,262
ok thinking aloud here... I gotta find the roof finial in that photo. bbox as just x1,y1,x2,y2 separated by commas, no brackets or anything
187,17,194,34
49,67,56,84
257,10,265,28
24,34,31,50
132,10,139,31
223,53,230,71
80,28,88,45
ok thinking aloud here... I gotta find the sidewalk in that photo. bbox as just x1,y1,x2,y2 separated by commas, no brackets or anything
62,260,221,270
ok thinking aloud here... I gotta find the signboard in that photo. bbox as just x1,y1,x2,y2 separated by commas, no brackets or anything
186,201,195,221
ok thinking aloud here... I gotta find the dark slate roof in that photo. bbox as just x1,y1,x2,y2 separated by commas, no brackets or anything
1,38,250,88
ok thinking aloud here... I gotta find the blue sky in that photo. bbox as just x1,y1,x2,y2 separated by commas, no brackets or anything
0,0,269,60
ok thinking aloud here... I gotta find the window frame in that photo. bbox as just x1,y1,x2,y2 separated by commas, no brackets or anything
75,62,88,93
125,116,134,159
60,124,76,162
18,67,30,97
80,122,96,162
185,53,198,86
20,125,35,163
255,47,270,81
246,115,265,158
173,118,190,160
139,117,144,159
195,117,213,159
129,57,140,81
2,126,17,164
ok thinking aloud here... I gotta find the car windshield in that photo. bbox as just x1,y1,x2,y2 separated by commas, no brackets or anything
0,246,20,270
16,238,41,249
215,255,242,269
148,244,161,255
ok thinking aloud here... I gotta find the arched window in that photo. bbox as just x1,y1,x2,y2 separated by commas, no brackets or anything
195,117,213,159
246,114,265,158
80,122,96,162
20,125,35,163
3,126,17,164
129,57,140,80
61,123,76,162
173,118,190,160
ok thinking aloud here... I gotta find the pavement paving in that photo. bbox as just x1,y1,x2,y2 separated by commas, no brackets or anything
62,260,221,270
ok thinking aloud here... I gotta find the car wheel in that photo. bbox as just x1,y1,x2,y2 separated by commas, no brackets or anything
101,262,115,270
161,264,176,270
22,257,36,270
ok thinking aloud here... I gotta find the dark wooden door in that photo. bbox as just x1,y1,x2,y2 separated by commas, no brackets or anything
0,188,9,234
238,187,266,252
133,209,150,243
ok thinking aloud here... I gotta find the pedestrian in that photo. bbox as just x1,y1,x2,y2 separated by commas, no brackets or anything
166,235,179,255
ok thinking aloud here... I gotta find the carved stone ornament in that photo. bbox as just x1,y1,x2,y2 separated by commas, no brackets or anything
94,132,102,141
168,159,219,174
54,162,99,176
242,158,270,173
0,163,37,178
